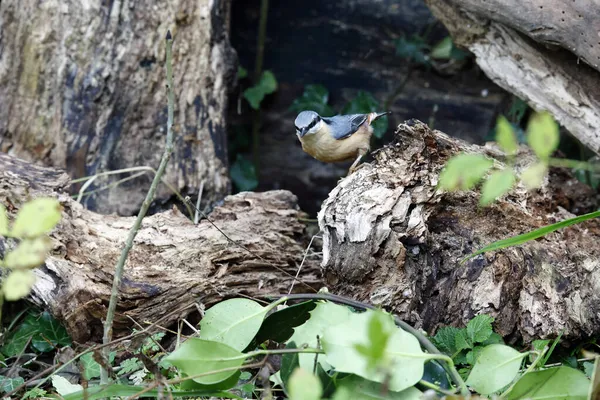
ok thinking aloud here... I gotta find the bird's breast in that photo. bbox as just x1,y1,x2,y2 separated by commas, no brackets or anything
299,125,372,163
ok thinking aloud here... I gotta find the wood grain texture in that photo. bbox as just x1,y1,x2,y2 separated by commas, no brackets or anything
0,153,322,343
0,0,237,215
318,120,600,343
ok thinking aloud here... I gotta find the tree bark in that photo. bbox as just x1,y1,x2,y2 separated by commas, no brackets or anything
0,0,236,216
0,153,322,344
319,120,600,343
424,0,600,155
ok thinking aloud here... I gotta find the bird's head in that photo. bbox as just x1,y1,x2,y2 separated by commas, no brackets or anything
294,111,323,138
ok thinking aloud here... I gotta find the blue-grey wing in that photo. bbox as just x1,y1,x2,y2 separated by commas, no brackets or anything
323,114,368,140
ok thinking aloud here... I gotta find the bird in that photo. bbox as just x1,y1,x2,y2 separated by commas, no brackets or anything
294,110,390,176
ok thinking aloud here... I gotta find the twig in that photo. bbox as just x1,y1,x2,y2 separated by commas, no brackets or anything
100,30,176,385
194,180,204,224
287,234,321,296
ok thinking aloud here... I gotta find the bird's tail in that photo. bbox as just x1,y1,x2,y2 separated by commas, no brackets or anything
368,111,391,124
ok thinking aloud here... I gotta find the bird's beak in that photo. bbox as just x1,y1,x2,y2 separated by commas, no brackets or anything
298,127,309,138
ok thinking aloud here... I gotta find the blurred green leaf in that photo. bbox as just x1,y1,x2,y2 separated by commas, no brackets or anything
480,169,515,206
496,115,518,155
0,375,24,394
230,154,258,192
11,198,61,239
430,36,470,61
527,111,559,159
289,84,335,117
280,342,300,391
394,35,430,65
3,270,36,301
521,162,548,190
438,153,494,191
4,237,51,269
466,344,526,395
342,91,388,138
288,368,322,400
463,209,600,262
243,70,278,110
506,366,589,400
354,311,393,371
237,66,248,79
0,205,7,236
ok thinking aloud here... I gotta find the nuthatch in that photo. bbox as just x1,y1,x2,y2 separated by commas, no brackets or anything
294,110,390,175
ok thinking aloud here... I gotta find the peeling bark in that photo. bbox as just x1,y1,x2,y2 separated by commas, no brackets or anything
0,0,236,215
0,153,321,343
319,120,600,343
424,0,600,155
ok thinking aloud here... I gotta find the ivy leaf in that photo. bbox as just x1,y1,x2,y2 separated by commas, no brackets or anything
527,111,559,160
0,375,25,393
11,198,61,239
3,270,36,301
32,311,72,352
438,154,494,191
479,169,515,206
466,314,494,344
521,162,547,190
289,84,335,117
342,91,388,139
243,70,278,110
466,344,527,395
230,154,258,192
495,115,518,155
432,326,460,354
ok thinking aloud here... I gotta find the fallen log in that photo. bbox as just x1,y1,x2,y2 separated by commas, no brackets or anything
318,120,600,343
0,153,322,343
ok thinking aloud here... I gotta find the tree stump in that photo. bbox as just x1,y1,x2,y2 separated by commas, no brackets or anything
319,120,600,343
0,0,237,215
0,153,322,344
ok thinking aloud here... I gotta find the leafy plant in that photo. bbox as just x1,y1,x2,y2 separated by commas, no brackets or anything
429,36,470,62
243,70,278,110
230,154,259,192
2,311,71,357
289,84,335,117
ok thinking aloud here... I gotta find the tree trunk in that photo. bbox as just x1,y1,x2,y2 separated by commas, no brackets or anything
0,153,322,344
319,120,600,343
0,0,236,216
424,0,600,155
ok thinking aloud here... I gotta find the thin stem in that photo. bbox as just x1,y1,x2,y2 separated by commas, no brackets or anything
251,0,269,177
500,348,545,398
100,30,176,385
548,157,600,173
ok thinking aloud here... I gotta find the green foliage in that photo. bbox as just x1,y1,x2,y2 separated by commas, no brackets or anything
437,153,494,191
280,341,300,390
52,375,83,396
2,311,71,356
527,111,560,160
117,357,144,376
505,366,590,399
335,374,422,399
288,368,323,400
199,298,269,351
237,66,248,79
394,34,430,66
252,300,316,346
289,84,335,117
0,197,62,301
466,344,527,394
479,169,515,206
342,91,389,139
496,115,518,155
0,375,24,394
521,162,548,189
230,154,258,192
22,387,47,399
243,70,278,110
430,36,470,61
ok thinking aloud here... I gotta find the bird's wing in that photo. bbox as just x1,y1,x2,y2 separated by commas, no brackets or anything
323,114,368,140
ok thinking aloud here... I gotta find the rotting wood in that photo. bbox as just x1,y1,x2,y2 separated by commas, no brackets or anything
0,153,322,343
319,120,600,343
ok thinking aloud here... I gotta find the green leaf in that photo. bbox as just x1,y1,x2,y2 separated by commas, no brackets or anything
287,301,354,372
179,370,241,391
464,209,600,261
482,332,504,346
280,342,300,390
432,326,460,354
454,329,472,352
421,360,451,390
342,91,388,139
252,300,316,346
322,309,433,392
521,162,547,190
242,70,278,110
0,205,8,236
62,384,242,399
4,237,52,269
237,66,248,79
495,115,518,155
164,338,245,385
466,344,527,395
11,198,61,238
438,153,494,191
32,311,72,352
467,314,494,344
588,357,600,399
81,352,103,380
230,154,258,192
394,35,430,66
465,346,485,366
288,368,322,400
0,375,25,394
289,84,335,117
430,36,453,59
199,298,268,351
3,270,36,301
506,366,589,400
479,169,515,206
336,375,423,400
584,361,595,378
22,388,47,399
527,111,559,159
315,362,337,397
116,357,144,376
52,375,83,396
507,97,529,125
1,319,39,356
354,311,393,370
